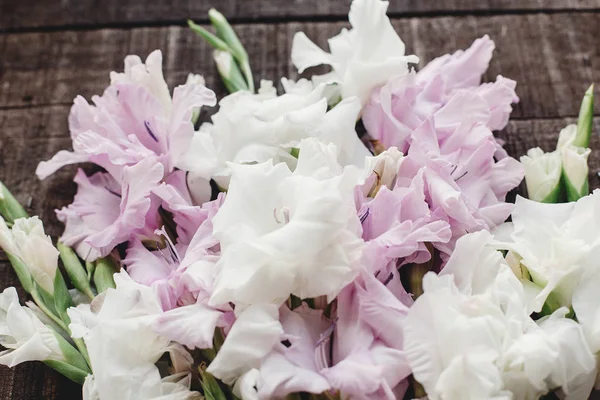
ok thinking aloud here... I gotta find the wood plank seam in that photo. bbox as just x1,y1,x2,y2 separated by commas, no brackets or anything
1,7,600,35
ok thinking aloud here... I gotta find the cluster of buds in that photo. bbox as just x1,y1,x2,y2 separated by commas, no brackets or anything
189,9,255,94
521,85,595,203
0,183,120,384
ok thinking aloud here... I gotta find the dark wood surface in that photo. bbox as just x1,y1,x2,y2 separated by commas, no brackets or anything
2,1,600,31
1,1,600,399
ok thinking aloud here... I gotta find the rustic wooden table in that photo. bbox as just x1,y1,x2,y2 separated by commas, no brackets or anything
1,0,600,399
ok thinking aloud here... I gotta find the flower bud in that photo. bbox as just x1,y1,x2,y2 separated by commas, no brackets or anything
561,144,591,202
573,84,594,149
0,216,59,295
0,181,28,224
213,50,249,93
208,8,254,92
520,148,562,203
58,242,95,300
557,124,592,202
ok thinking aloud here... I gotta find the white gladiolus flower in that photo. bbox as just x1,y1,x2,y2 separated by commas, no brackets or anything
0,216,59,294
494,191,600,313
291,0,418,106
209,138,364,307
0,287,64,367
181,81,370,200
520,148,562,203
405,231,596,400
70,271,200,400
207,305,283,385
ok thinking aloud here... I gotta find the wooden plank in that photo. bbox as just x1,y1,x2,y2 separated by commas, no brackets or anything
1,13,599,120
1,0,599,31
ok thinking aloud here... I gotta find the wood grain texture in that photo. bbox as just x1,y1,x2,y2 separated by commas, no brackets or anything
1,13,599,120
1,0,600,31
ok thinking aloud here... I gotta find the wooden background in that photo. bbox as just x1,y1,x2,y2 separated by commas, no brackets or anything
1,0,600,398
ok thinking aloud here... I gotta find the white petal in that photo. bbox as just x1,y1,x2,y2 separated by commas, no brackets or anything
291,32,336,74
207,304,283,385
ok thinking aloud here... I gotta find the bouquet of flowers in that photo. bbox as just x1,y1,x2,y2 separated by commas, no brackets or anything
0,0,598,399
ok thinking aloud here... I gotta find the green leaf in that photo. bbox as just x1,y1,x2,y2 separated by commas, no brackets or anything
58,242,94,300
43,360,89,384
93,257,118,294
0,181,28,224
53,268,73,323
188,20,231,52
6,253,33,294
573,84,594,148
199,368,227,400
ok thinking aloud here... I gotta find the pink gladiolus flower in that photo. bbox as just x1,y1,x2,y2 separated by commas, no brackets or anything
362,35,518,153
36,50,216,182
57,158,164,261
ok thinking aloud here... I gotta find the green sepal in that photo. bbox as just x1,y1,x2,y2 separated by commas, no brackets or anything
188,20,231,52
43,360,89,384
35,283,58,316
191,109,201,126
58,242,94,300
573,84,594,149
53,269,73,324
289,148,300,159
562,166,589,202
6,253,33,294
85,261,95,282
538,291,563,318
199,368,227,400
52,330,90,373
539,178,564,203
213,327,225,352
93,257,118,294
0,181,29,224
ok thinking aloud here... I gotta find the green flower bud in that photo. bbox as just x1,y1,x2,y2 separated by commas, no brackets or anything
520,148,563,203
58,242,95,300
573,84,594,149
